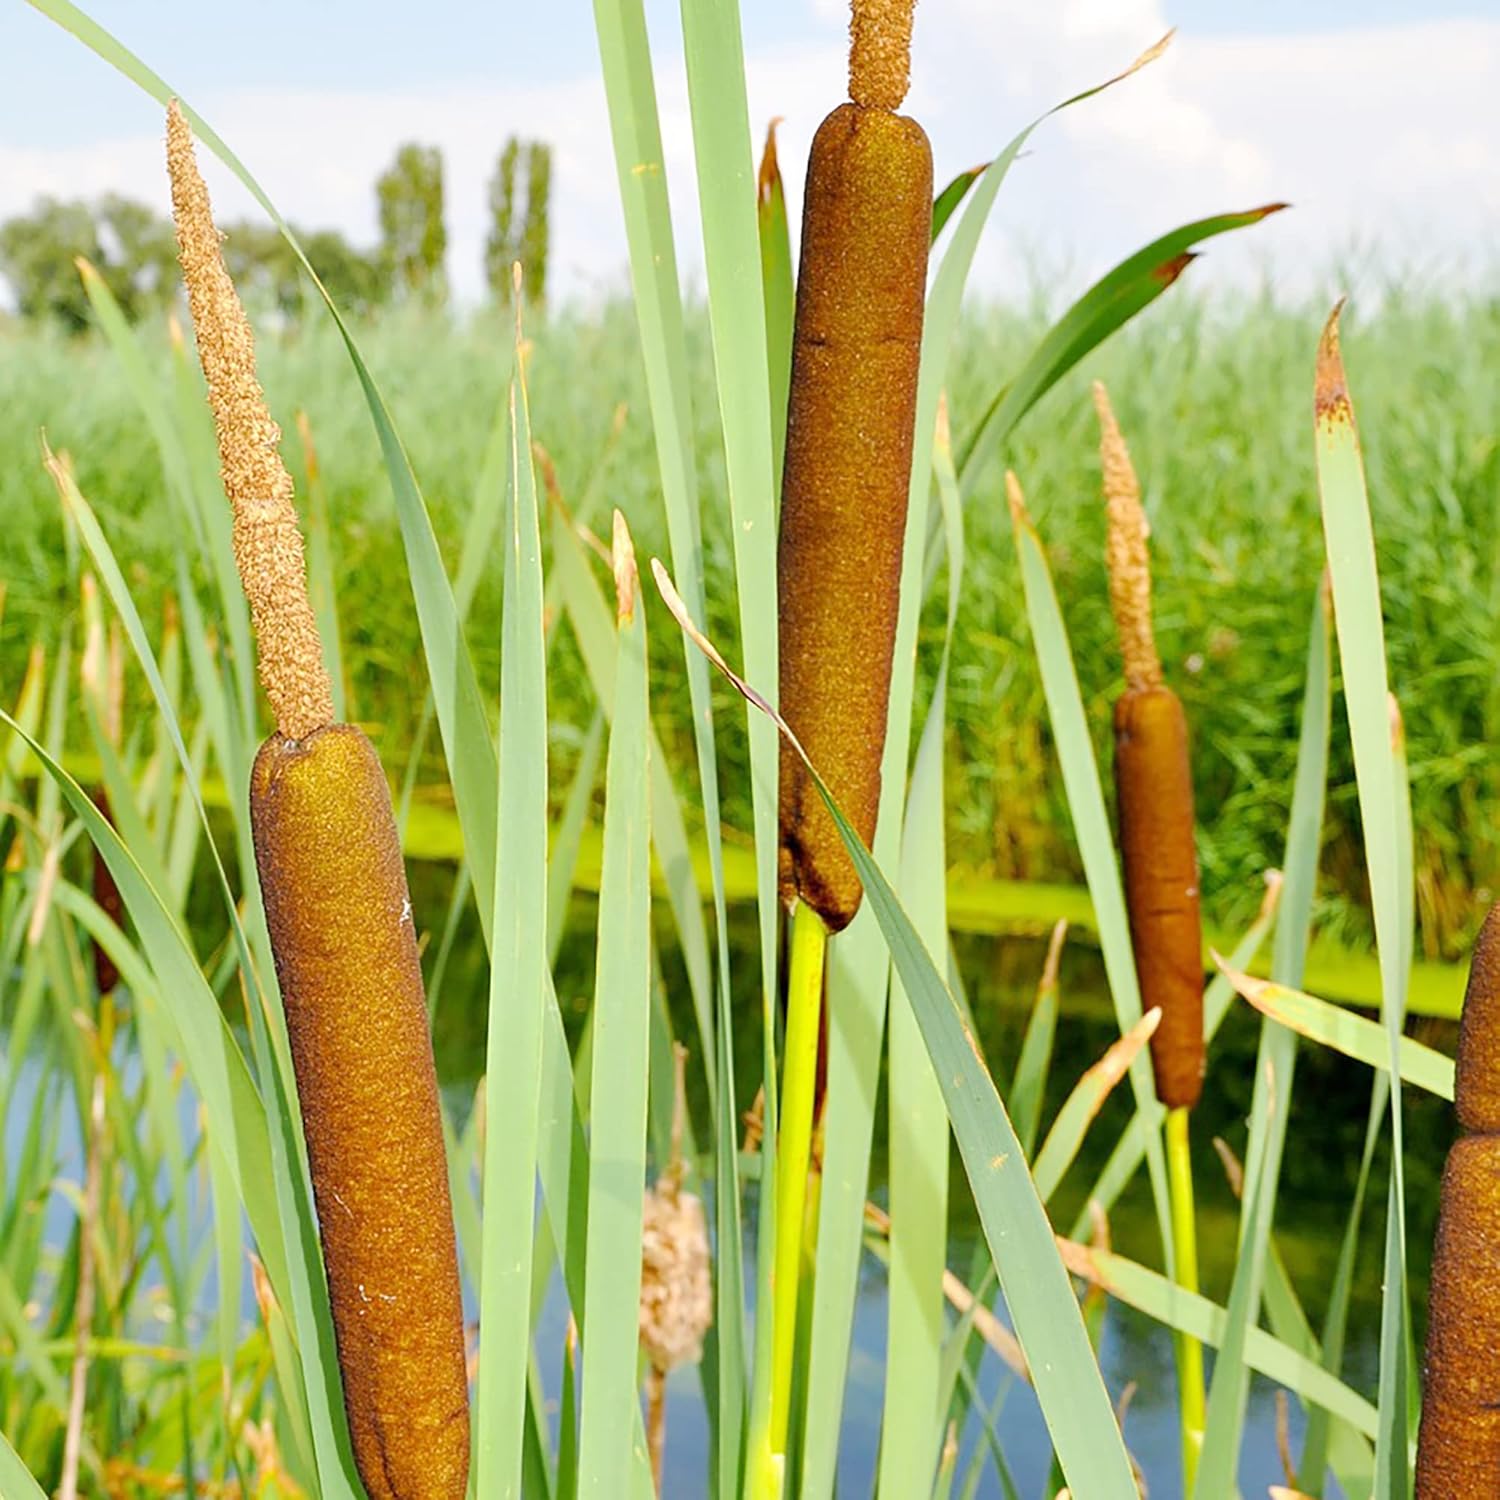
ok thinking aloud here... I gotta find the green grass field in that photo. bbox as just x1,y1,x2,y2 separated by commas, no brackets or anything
6,286,1494,958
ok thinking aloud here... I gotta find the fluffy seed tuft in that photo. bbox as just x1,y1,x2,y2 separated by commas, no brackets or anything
166,101,333,741
1094,382,1163,692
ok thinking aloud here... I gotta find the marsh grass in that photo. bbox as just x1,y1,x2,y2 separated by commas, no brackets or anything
4,292,1496,957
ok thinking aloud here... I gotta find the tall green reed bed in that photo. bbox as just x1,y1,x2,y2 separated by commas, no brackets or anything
0,2,1492,1498
5,297,1497,968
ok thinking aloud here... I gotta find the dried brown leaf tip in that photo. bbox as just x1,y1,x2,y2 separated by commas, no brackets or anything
1093,382,1162,692
1315,298,1354,428
295,409,319,486
612,509,639,626
934,389,951,459
1153,251,1196,289
758,117,784,205
1388,691,1406,753
1127,30,1175,74
1040,917,1067,993
1258,867,1285,925
1004,469,1030,528
166,101,332,742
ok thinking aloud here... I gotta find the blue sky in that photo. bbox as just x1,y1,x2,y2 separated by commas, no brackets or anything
3,0,1499,303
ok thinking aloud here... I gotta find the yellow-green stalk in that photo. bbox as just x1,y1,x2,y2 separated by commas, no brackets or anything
168,102,469,1499
1095,382,1205,1488
1416,906,1500,1495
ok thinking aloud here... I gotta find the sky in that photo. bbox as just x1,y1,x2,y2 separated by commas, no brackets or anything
2,0,1498,307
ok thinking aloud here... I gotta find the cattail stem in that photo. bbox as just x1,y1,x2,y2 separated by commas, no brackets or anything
646,1365,668,1495
1166,1106,1204,1490
751,901,828,1499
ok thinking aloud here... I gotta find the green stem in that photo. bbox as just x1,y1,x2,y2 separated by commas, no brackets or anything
1167,1104,1204,1495
752,901,828,1500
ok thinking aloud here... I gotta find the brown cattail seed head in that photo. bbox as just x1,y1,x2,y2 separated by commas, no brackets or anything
166,101,332,741
1455,906,1500,1134
250,725,469,1498
848,0,916,110
1114,686,1203,1110
1416,1134,1500,1497
777,101,932,931
1094,382,1162,693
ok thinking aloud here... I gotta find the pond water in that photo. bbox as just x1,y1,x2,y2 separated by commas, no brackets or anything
426,890,1455,1500
4,887,1455,1499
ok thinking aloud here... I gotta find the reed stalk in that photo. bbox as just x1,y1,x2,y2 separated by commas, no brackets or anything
766,902,829,1479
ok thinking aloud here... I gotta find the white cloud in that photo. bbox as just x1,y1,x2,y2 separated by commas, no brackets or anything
1,7,1496,310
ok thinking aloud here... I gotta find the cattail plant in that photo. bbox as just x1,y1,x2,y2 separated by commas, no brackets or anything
1094,381,1205,1489
1416,905,1500,1495
762,0,931,1488
167,102,469,1500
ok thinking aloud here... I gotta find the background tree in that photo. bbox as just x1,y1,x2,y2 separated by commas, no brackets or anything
220,220,302,318
97,194,179,313
484,137,552,308
0,199,105,331
0,196,180,331
519,143,551,308
302,229,389,318
1,194,389,332
376,144,447,300
484,138,521,300
221,222,388,320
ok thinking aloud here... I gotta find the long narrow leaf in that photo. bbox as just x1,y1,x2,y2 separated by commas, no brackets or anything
1195,579,1332,1497
1314,304,1411,1497
957,203,1287,489
577,517,653,1494
475,289,549,1499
